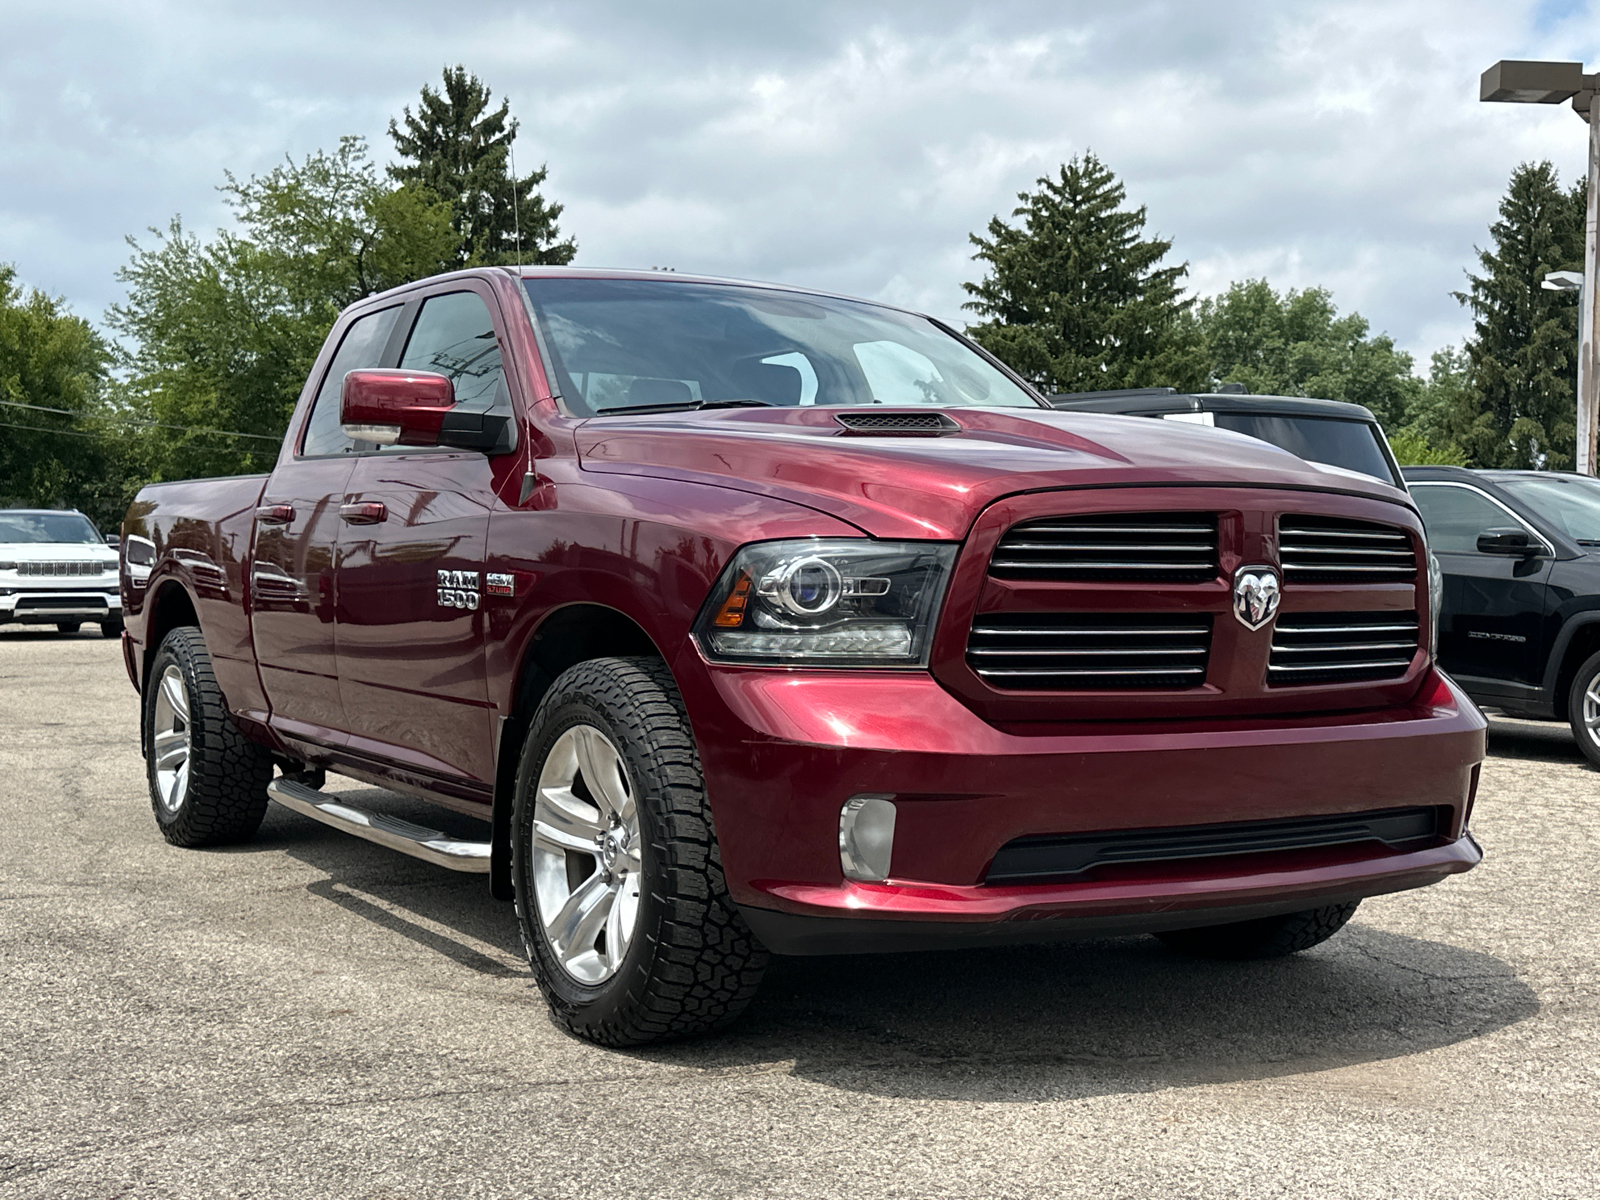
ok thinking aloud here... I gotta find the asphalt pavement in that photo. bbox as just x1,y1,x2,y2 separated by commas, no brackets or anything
1,628,1595,1199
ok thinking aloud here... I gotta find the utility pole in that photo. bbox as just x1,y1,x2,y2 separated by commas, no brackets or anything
1481,60,1598,474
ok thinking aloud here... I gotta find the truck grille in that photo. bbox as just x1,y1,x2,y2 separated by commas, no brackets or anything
985,806,1444,883
967,612,1212,690
1268,612,1420,685
1279,516,1416,583
15,561,108,576
989,513,1218,582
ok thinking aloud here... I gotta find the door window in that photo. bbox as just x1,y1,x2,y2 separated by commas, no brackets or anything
1411,484,1530,554
300,306,403,457
400,291,506,407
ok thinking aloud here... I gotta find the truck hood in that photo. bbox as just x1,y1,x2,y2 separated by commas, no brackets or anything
0,542,120,566
575,406,1414,539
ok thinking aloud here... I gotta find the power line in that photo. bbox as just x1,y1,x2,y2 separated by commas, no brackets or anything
0,399,283,442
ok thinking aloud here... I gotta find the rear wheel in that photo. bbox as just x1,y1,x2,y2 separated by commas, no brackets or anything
56,621,81,634
143,627,273,847
1565,650,1600,770
1155,901,1360,960
512,656,767,1045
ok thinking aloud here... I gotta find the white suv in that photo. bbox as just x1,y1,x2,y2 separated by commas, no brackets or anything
0,509,123,637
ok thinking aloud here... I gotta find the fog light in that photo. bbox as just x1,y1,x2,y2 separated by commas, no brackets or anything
839,795,896,882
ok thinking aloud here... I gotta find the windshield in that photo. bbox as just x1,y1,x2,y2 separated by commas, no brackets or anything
1210,413,1399,486
1496,476,1600,544
0,512,103,544
522,278,1043,417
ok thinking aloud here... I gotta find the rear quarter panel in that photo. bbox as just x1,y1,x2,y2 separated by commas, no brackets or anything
123,475,270,732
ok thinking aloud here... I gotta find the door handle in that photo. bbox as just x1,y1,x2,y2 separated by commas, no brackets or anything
340,502,388,526
255,504,295,526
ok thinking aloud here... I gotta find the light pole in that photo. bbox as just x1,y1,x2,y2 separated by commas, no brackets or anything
1482,60,1599,474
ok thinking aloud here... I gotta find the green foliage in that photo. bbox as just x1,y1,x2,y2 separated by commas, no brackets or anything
389,65,576,268
1195,279,1421,428
962,152,1208,393
1386,429,1467,467
108,138,457,482
0,265,133,529
1451,161,1586,469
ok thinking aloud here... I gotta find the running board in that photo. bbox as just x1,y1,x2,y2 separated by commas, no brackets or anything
267,778,492,873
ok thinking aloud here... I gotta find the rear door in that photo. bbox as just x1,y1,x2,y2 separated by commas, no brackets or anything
251,305,403,739
1410,481,1553,685
332,286,509,787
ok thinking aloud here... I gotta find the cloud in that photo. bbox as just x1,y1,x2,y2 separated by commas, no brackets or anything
0,0,1595,367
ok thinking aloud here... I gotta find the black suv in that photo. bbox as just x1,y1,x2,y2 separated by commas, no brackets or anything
1048,388,1404,488
1404,466,1600,767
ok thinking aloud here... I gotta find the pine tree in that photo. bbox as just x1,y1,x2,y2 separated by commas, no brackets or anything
1452,161,1586,468
389,66,576,268
962,152,1208,393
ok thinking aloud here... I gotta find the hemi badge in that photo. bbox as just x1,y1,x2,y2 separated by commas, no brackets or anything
486,572,515,597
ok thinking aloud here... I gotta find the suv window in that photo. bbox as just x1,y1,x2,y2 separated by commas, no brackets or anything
400,291,506,407
1412,483,1528,554
301,306,403,457
1211,413,1398,486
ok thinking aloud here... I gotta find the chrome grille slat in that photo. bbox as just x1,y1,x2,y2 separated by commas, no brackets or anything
968,612,1213,691
989,512,1219,583
1268,612,1420,685
1279,516,1417,583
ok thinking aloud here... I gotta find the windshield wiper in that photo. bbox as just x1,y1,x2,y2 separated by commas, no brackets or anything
593,399,774,416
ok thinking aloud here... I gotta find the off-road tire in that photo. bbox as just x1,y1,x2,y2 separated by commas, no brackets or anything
1155,901,1361,960
512,656,768,1045
101,616,124,639
56,621,81,634
1565,650,1600,770
144,627,273,847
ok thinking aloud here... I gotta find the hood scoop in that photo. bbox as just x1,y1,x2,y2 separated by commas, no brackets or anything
833,410,962,436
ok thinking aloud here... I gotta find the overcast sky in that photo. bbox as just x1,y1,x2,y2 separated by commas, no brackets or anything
2,0,1596,371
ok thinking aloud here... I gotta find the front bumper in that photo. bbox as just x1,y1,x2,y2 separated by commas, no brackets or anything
680,660,1486,954
0,590,121,624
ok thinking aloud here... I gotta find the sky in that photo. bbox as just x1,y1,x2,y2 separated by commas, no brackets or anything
1,0,1596,372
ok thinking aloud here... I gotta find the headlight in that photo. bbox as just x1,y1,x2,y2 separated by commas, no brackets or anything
694,539,957,666
1428,551,1443,659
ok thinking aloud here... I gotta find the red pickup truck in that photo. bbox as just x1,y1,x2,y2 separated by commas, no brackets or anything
121,267,1486,1045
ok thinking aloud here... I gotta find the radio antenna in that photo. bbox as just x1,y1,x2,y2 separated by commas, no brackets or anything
509,125,524,270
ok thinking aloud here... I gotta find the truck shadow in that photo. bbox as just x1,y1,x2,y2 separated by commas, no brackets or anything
255,789,1539,1103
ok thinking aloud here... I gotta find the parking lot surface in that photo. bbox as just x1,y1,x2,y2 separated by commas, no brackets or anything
1,629,1595,1199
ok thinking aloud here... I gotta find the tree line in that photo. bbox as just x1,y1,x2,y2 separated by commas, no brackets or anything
0,67,1589,530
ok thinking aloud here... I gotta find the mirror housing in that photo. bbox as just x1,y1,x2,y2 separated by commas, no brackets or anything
341,369,456,447
1476,527,1540,557
340,369,516,453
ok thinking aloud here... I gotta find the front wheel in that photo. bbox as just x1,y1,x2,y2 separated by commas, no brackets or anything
101,616,124,639
1566,650,1600,770
512,657,768,1045
143,627,274,846
56,621,81,634
1155,901,1360,960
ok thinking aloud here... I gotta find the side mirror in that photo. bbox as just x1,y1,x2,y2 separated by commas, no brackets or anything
1476,527,1539,557
341,369,456,447
104,533,121,549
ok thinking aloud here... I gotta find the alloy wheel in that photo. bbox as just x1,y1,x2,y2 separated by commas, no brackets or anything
531,724,642,985
1584,674,1600,750
151,664,192,814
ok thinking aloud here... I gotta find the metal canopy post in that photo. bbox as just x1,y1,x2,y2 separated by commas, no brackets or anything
1481,59,1600,474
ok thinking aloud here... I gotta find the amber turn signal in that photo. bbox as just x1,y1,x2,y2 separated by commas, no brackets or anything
712,572,753,627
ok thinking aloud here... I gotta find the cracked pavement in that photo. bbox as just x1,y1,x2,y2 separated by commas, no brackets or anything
1,629,1596,1199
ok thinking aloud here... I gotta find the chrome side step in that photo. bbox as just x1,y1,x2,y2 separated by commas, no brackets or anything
267,778,492,873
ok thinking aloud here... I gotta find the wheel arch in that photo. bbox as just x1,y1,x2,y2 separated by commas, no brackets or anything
1545,613,1600,722
489,602,667,900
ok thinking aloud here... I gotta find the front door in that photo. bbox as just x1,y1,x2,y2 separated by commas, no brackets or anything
251,304,403,739
333,289,509,786
1411,481,1552,686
